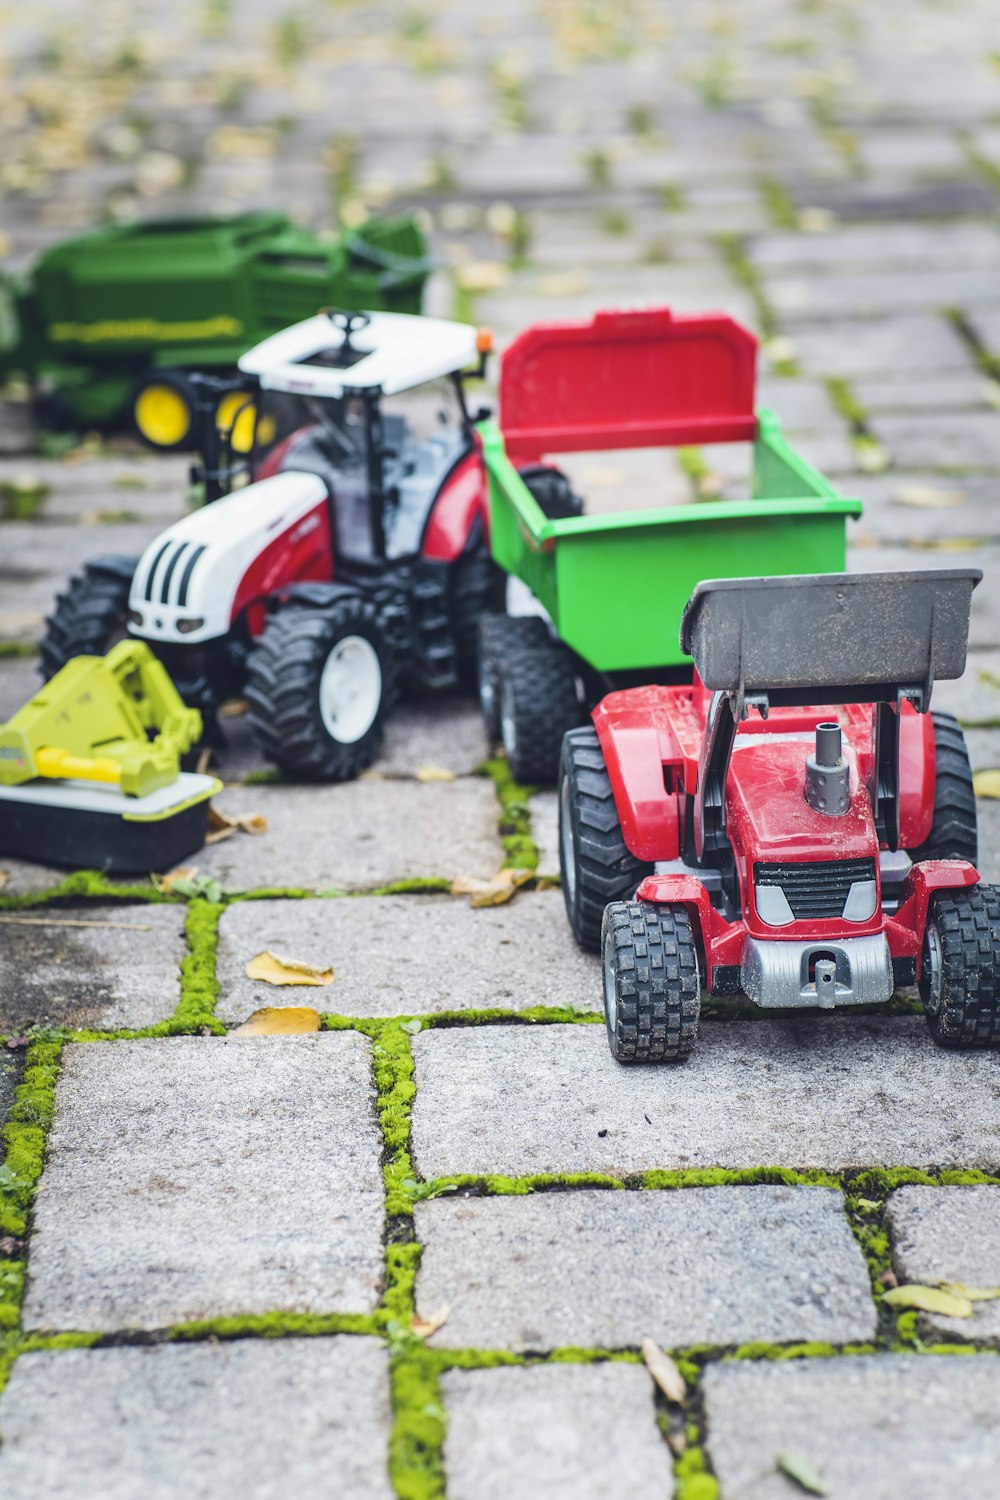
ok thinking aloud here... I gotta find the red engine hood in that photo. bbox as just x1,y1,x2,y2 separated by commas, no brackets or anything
726,736,878,864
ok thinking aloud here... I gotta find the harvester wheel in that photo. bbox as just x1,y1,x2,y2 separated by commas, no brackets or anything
920,886,1000,1048
602,900,701,1063
910,712,978,865
40,561,136,679
245,597,396,781
497,637,581,785
477,614,549,740
559,726,654,951
132,368,197,452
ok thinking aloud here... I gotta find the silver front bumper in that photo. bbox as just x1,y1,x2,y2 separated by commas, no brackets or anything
741,933,893,1009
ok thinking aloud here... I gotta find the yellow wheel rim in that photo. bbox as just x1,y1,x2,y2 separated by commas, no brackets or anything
135,383,191,448
216,391,259,455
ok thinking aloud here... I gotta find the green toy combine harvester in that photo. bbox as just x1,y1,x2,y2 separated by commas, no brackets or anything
0,210,431,445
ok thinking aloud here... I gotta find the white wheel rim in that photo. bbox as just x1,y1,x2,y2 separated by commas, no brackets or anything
603,926,618,1033
479,654,495,723
319,634,382,744
560,774,576,903
923,921,943,1013
500,678,517,760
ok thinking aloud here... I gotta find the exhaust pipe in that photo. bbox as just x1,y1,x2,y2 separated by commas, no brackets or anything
805,721,850,817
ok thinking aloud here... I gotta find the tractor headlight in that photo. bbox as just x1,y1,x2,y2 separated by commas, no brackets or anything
127,609,144,628
754,883,795,928
843,880,877,923
175,616,206,635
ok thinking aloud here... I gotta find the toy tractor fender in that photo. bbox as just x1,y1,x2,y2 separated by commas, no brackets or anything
591,688,684,864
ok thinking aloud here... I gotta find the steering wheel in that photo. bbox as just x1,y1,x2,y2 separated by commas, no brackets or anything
326,309,372,340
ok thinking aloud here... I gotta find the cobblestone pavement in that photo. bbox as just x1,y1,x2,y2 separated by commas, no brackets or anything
3,2,1000,1496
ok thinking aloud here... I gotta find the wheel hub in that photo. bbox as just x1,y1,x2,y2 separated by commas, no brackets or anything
923,920,944,1014
602,926,618,1034
559,775,576,903
318,635,382,744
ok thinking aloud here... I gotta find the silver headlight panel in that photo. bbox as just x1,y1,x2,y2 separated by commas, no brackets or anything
755,883,795,928
843,879,877,923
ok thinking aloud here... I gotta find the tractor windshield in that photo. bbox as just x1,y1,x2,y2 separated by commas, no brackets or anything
251,388,369,467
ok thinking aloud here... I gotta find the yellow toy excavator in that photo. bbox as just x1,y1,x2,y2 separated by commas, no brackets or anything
0,641,221,872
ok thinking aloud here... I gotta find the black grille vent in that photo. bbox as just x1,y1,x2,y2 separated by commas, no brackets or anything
754,857,876,920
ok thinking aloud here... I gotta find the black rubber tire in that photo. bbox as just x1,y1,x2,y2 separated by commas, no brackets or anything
245,597,395,781
497,637,582,785
920,886,1000,1048
450,540,507,687
131,368,197,453
40,562,136,679
910,712,978,865
559,726,654,952
518,463,585,520
602,900,701,1063
477,614,549,740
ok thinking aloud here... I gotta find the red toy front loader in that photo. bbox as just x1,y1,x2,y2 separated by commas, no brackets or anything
557,568,999,1063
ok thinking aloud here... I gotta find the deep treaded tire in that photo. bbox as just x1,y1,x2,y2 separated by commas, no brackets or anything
245,598,395,781
559,726,653,952
477,614,549,740
911,712,978,865
921,885,1000,1048
40,562,135,679
497,637,581,785
602,900,701,1063
450,539,507,687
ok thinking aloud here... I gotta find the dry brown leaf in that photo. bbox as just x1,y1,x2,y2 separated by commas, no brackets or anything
206,804,268,843
154,866,199,893
245,951,335,987
196,747,213,776
882,1283,973,1317
219,698,250,719
936,1280,1000,1302
0,870,9,892
450,868,533,907
973,770,1000,800
640,1337,686,1404
411,1304,450,1339
415,765,456,782
232,1006,322,1035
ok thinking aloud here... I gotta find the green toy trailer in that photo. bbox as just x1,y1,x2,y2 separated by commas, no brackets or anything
476,307,862,782
0,640,220,871
0,211,432,446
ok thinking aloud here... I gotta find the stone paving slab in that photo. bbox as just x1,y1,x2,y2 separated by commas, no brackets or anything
869,412,1000,472
178,777,501,892
0,1046,19,1124
441,1363,674,1500
216,891,597,1022
0,1338,393,1500
0,455,189,522
0,654,40,720
528,790,559,878
702,1355,1000,1500
886,1186,1000,1346
415,1187,875,1350
788,315,972,379
22,1034,384,1331
411,1020,1000,1178
846,473,1000,545
0,906,185,1032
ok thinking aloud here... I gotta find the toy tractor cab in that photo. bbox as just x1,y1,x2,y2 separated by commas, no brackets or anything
41,309,505,780
558,568,1000,1062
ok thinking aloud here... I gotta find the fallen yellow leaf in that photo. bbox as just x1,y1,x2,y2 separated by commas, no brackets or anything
245,951,335,987
233,1006,322,1035
973,770,1000,800
935,1280,1000,1302
206,804,268,843
154,866,198,894
640,1337,686,1404
415,765,456,782
450,868,533,907
882,1283,973,1317
895,485,965,509
411,1304,450,1339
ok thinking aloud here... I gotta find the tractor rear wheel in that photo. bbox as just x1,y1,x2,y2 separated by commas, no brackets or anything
496,636,582,785
602,900,701,1063
920,886,1000,1048
132,369,198,452
477,614,549,740
559,726,654,951
910,712,978,865
40,561,136,679
245,597,395,781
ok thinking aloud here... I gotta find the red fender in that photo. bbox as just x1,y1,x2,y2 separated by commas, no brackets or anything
885,859,980,972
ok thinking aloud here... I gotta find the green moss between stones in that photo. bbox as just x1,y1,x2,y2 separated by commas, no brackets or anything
642,1166,839,1190
175,900,224,1029
479,757,539,870
0,872,175,911
168,1312,377,1342
758,176,798,230
389,1345,447,1500
0,642,39,659
0,1036,61,1239
674,1445,720,1500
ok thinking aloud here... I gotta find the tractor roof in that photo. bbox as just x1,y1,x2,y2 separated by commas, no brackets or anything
238,311,480,397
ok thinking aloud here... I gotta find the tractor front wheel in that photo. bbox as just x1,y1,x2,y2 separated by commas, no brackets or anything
245,598,395,781
40,561,137,680
559,726,653,952
496,637,582,785
920,886,1000,1048
602,900,701,1063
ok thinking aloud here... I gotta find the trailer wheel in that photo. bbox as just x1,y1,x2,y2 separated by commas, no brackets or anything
132,369,197,452
39,561,136,679
559,726,654,951
602,900,701,1063
245,598,396,781
911,712,978,865
450,539,507,688
920,886,1000,1048
518,464,584,520
477,614,549,740
497,637,582,785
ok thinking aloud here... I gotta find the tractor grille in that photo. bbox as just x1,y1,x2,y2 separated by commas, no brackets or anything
753,857,877,921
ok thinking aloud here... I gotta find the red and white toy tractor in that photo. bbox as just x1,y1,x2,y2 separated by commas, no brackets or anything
41,309,531,779
558,569,1000,1062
